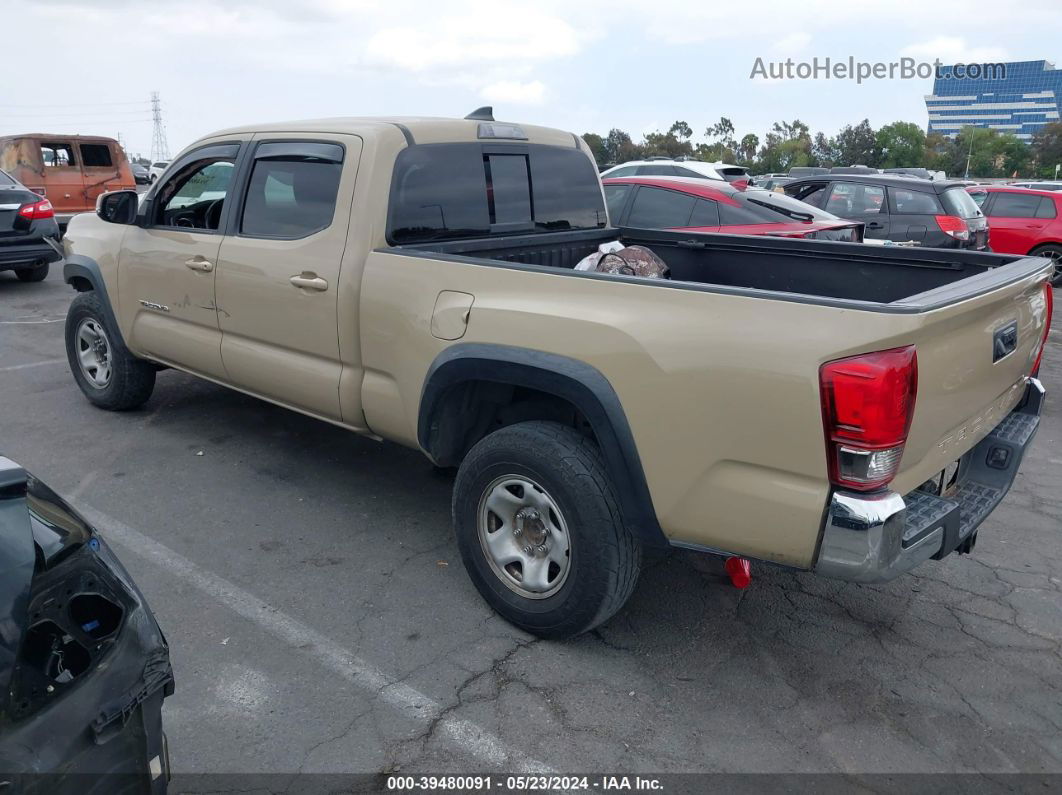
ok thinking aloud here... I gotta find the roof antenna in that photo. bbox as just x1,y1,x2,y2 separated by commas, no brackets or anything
465,106,494,121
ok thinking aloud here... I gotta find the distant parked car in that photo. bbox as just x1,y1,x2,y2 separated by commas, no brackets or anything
130,163,150,185
757,175,795,192
600,158,750,184
829,165,879,175
1009,180,1062,192
603,176,864,241
786,173,988,250
967,185,1062,285
149,160,170,183
0,168,61,282
787,166,829,178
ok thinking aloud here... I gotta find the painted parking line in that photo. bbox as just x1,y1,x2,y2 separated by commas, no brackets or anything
0,358,66,372
73,501,553,774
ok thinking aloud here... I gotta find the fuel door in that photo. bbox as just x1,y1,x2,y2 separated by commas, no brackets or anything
431,291,474,340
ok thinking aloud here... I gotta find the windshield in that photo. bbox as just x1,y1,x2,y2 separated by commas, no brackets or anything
388,143,606,244
941,187,982,218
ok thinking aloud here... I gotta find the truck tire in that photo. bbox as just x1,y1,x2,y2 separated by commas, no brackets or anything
452,421,641,638
65,292,156,411
15,263,49,282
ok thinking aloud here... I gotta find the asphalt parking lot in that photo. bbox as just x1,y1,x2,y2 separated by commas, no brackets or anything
1,266,1060,780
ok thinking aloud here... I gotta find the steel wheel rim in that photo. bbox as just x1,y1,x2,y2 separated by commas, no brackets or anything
477,474,572,599
76,318,112,388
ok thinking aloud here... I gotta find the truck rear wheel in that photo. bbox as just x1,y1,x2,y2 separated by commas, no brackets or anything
452,421,641,638
65,292,156,411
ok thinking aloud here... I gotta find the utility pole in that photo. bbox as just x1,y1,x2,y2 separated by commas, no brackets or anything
150,91,170,164
964,133,974,179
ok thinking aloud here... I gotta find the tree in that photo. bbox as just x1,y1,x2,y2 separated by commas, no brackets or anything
875,121,926,169
812,132,838,167
1031,122,1062,178
668,120,693,141
737,133,759,165
758,119,813,172
603,128,643,165
706,117,737,152
581,132,608,167
834,119,878,167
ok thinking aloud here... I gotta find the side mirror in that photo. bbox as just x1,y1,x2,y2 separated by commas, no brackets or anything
96,190,139,225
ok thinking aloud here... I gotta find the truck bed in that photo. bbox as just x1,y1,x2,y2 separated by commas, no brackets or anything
399,227,1045,310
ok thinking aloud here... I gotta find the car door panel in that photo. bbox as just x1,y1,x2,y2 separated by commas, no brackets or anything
117,141,244,380
215,134,362,422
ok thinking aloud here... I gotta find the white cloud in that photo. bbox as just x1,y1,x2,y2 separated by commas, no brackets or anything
774,32,812,53
480,80,546,105
900,36,1009,64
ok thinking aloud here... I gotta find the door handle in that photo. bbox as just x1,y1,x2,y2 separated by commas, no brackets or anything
866,222,884,229
185,257,214,272
289,273,329,291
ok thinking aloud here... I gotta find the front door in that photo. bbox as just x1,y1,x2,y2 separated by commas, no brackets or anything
117,142,244,380
215,135,362,421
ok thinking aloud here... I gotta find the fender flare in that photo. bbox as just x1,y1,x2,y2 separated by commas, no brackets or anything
419,343,668,547
63,255,127,348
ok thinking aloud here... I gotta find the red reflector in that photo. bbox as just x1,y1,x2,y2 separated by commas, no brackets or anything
820,346,918,491
934,214,970,240
18,199,54,220
1032,282,1053,376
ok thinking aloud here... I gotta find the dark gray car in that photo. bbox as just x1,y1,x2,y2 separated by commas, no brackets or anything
0,168,62,282
785,173,990,250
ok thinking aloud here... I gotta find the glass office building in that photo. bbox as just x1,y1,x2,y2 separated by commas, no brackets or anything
924,60,1062,141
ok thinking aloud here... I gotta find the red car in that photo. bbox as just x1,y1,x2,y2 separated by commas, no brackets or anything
967,185,1062,286
602,176,864,242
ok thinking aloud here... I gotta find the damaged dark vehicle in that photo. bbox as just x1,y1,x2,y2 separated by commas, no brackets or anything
0,457,173,794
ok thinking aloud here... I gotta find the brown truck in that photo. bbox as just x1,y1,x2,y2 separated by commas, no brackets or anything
0,134,135,231
59,112,1053,637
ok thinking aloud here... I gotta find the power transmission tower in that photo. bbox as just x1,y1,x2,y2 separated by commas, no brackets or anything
150,91,170,163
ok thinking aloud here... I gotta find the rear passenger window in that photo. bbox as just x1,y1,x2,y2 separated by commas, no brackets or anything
41,143,75,167
80,144,113,167
687,199,720,227
626,187,696,228
989,192,1055,219
636,165,678,176
889,188,943,215
604,184,633,222
240,143,343,238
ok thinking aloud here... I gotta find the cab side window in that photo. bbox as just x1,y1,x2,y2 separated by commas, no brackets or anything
239,143,343,239
41,143,76,167
155,158,235,231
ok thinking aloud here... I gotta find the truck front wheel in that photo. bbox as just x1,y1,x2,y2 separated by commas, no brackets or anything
452,421,641,638
65,292,156,411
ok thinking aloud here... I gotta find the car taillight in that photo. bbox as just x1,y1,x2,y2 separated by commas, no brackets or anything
820,346,918,492
934,215,970,241
18,199,54,220
1032,282,1053,376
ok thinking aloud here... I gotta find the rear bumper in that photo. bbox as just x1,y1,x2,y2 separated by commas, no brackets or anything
0,239,62,269
815,377,1044,583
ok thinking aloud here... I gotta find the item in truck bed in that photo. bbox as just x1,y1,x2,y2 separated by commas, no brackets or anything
575,242,669,279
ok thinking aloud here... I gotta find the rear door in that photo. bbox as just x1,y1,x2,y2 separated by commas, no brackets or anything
36,140,83,217
625,185,697,229
215,134,361,421
983,191,1055,254
823,181,888,238
887,186,943,244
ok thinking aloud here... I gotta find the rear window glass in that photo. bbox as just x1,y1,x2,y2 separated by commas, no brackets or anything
989,191,1055,219
688,198,720,227
940,187,982,218
626,187,696,228
80,144,113,167
889,188,943,215
241,148,343,238
603,183,632,221
0,170,14,186
388,144,606,244
722,190,841,225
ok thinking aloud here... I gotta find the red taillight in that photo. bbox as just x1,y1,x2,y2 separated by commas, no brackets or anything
18,199,54,220
1032,282,1053,376
934,214,970,241
820,346,918,491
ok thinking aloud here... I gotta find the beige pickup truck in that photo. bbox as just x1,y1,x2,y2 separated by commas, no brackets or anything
62,112,1052,637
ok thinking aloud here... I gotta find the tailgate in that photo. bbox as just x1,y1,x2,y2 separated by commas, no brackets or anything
892,266,1051,494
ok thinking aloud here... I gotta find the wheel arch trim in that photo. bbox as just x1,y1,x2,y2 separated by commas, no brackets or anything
419,343,668,547
63,255,127,348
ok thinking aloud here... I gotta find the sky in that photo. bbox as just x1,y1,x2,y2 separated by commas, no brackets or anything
2,0,1060,161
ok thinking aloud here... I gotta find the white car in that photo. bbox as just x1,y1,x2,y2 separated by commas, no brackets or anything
600,158,750,183
148,160,170,183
